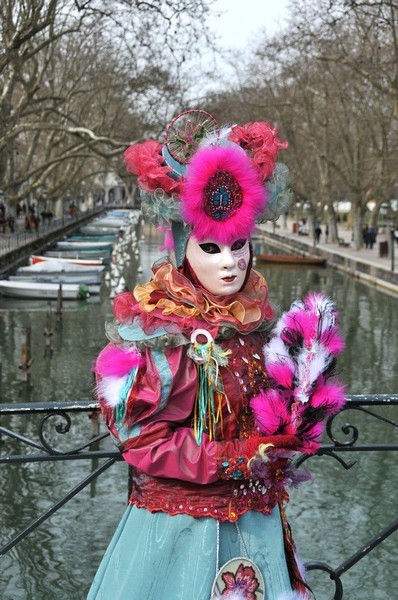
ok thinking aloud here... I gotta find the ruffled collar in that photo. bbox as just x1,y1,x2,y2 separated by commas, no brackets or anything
113,258,274,340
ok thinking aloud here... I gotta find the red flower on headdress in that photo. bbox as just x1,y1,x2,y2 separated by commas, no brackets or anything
124,140,183,195
228,121,288,182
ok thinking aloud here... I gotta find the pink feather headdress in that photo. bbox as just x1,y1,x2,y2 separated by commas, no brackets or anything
123,110,291,256
180,144,266,243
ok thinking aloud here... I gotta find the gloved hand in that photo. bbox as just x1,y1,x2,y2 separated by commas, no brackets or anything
217,434,302,480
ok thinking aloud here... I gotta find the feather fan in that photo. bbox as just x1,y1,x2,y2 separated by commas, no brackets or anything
251,292,346,451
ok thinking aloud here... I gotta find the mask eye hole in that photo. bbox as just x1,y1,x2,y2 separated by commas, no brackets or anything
231,239,247,251
199,243,220,254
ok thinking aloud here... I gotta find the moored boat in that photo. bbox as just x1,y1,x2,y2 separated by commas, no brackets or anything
56,240,114,251
31,255,105,266
0,280,100,299
45,249,111,261
79,226,120,236
89,218,128,229
11,260,105,284
68,234,116,242
255,253,327,267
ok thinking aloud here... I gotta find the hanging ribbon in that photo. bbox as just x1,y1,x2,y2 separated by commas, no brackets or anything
188,329,231,445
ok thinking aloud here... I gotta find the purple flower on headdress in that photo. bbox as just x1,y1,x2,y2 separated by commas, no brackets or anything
221,562,260,599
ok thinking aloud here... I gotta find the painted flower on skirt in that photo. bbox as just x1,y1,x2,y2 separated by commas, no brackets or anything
221,562,260,599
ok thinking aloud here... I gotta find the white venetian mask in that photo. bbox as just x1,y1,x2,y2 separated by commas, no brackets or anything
185,235,250,296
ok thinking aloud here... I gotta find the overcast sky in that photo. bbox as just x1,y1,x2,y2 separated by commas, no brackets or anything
210,0,290,49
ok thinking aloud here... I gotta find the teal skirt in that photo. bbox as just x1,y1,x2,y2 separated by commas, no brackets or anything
87,506,294,600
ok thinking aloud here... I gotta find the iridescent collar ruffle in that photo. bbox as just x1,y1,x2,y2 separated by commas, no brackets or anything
112,258,275,342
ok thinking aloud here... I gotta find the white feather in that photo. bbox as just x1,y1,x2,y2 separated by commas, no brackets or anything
290,299,305,312
264,337,293,366
199,125,233,148
306,293,334,316
295,343,331,403
272,317,287,337
318,311,336,335
97,374,129,408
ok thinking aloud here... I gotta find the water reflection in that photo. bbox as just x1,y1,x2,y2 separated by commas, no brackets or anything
0,228,397,599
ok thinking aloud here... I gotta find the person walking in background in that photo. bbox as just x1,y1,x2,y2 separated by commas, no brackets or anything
362,224,370,248
367,226,376,249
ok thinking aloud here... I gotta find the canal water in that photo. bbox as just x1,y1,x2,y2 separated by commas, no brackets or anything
0,225,397,599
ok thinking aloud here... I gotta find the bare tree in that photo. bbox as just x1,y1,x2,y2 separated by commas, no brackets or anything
212,0,398,248
0,0,213,207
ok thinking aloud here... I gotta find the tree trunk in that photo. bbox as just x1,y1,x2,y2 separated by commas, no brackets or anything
352,202,365,249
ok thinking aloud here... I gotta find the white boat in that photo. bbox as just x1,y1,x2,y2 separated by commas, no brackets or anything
79,226,118,236
69,234,116,242
31,255,105,266
90,218,128,229
0,280,100,299
105,210,133,217
56,240,114,251
11,260,105,284
45,250,110,261
17,259,104,275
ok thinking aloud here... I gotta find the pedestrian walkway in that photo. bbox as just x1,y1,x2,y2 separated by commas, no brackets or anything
260,217,395,270
257,216,398,294
0,207,104,260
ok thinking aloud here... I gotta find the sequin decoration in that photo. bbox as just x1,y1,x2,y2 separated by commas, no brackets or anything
203,169,243,221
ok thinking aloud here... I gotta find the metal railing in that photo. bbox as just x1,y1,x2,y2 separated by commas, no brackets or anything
1,394,397,599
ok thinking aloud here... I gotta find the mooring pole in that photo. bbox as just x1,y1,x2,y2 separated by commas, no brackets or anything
56,284,63,320
44,302,53,356
19,326,34,383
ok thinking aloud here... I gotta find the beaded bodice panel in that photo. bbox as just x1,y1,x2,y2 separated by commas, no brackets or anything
128,331,290,522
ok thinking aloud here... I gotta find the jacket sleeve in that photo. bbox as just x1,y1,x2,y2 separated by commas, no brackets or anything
96,342,221,484
96,343,301,485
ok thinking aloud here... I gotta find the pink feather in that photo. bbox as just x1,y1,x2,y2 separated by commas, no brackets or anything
181,144,266,244
266,361,294,388
310,381,346,414
320,327,346,355
95,344,143,378
301,420,325,442
283,309,318,343
251,389,291,435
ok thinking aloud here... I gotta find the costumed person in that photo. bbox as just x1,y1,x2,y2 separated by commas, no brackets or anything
88,110,346,600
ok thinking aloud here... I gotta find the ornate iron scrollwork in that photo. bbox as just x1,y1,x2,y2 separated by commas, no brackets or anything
305,561,343,600
326,413,359,447
39,410,72,454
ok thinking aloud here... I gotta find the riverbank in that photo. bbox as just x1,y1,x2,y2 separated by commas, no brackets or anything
2,208,398,295
0,206,106,276
257,217,398,296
